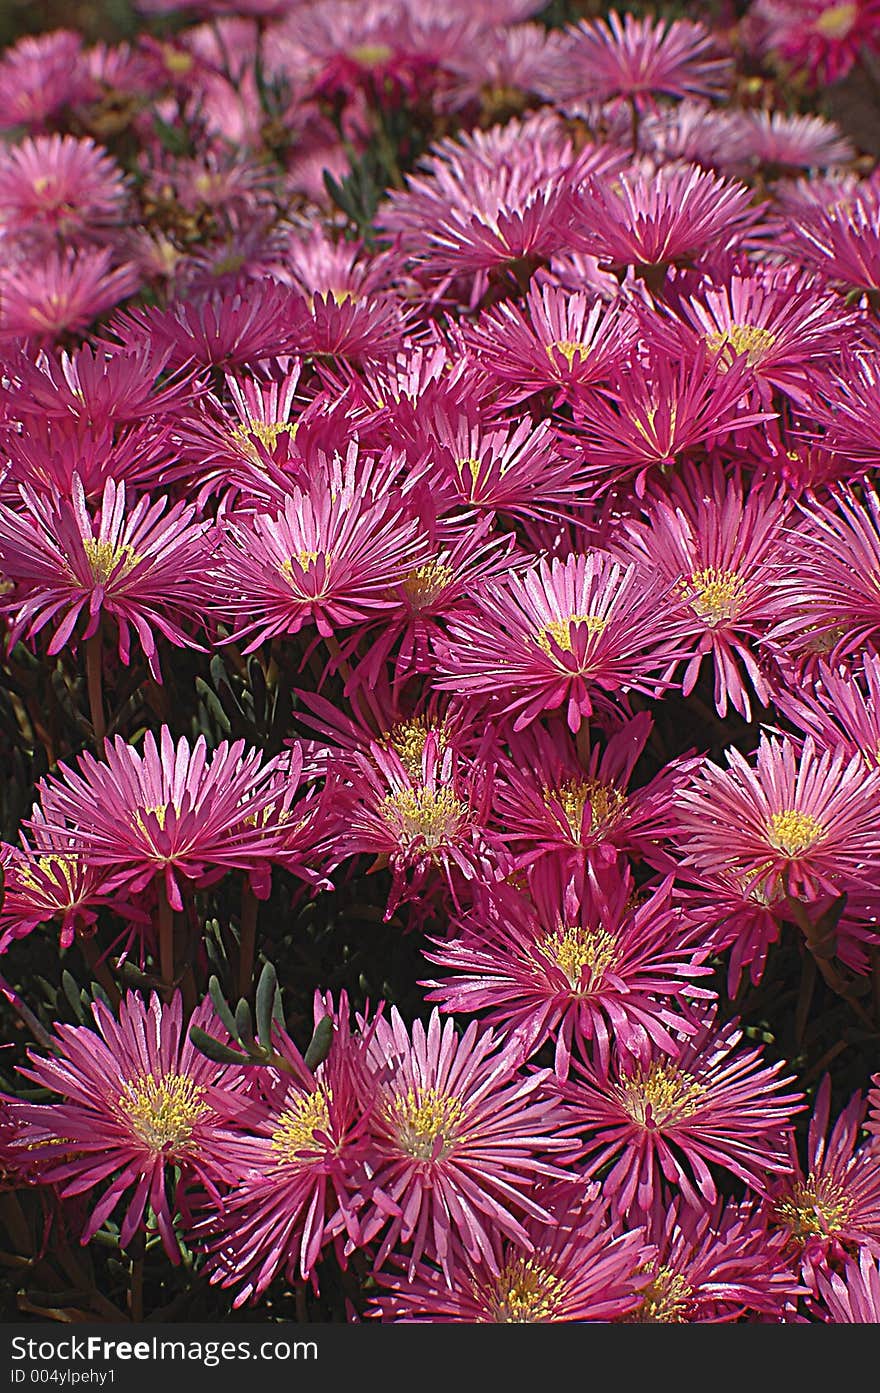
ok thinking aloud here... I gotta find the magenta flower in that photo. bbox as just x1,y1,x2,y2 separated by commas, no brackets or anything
769,1076,880,1286
370,1182,649,1322
28,728,301,911
12,992,246,1258
0,30,92,131
673,734,880,904
465,280,636,406
752,0,880,88
574,164,762,276
197,992,378,1304
0,248,139,345
210,446,430,650
490,712,693,872
767,485,880,665
775,654,880,769
0,809,112,952
616,464,787,719
814,1248,880,1322
621,1190,803,1322
424,859,713,1077
360,1007,581,1281
545,10,731,111
434,551,685,733
0,476,211,679
783,182,880,293
0,135,128,248
563,1013,803,1213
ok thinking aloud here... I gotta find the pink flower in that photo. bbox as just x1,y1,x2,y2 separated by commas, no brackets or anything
196,991,379,1304
0,135,128,249
29,728,301,911
616,464,787,719
360,1007,581,1281
370,1182,650,1321
433,551,685,733
544,10,731,112
673,734,880,904
12,992,246,1259
563,1012,803,1213
751,0,880,88
769,1076,880,1287
0,248,139,345
0,476,211,679
424,858,714,1077
621,1189,803,1322
814,1248,880,1321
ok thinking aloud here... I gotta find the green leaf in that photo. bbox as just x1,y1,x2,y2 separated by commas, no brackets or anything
304,1015,334,1071
208,974,238,1040
189,1025,250,1065
235,997,257,1053
61,970,87,1024
255,960,278,1049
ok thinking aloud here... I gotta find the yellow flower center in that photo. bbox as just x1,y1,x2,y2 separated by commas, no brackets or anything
381,785,467,850
626,1267,694,1323
617,1061,706,1127
348,43,394,67
230,420,297,463
677,567,747,626
82,537,140,584
705,323,777,366
814,3,857,39
118,1073,208,1153
133,803,170,834
540,923,619,989
547,776,627,837
536,615,608,654
766,809,823,857
774,1174,854,1243
485,1256,568,1322
279,550,326,583
401,561,455,607
270,1090,332,1165
389,1086,465,1160
546,340,590,369
16,854,78,897
385,717,446,776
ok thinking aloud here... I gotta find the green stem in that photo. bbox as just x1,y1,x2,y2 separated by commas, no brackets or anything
85,632,106,747
156,877,175,999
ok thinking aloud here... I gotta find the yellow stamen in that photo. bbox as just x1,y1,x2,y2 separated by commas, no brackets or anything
540,923,619,989
133,803,170,834
705,323,776,366
766,809,823,857
270,1090,332,1164
389,1086,465,1160
677,567,746,626
773,1174,854,1243
82,537,140,584
814,3,857,39
546,340,590,369
536,615,607,654
381,786,467,850
385,717,446,777
231,420,297,463
16,854,78,897
401,561,454,607
118,1073,208,1153
348,43,393,66
485,1256,567,1322
626,1267,693,1323
547,776,627,837
617,1061,706,1127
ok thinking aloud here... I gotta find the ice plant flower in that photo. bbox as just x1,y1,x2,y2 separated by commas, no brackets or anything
544,11,732,112
769,1076,880,1286
621,1190,803,1322
28,728,302,911
197,992,379,1304
370,1182,650,1321
0,134,128,248
424,859,714,1076
752,0,880,88
433,550,685,732
673,734,880,904
814,1248,880,1322
563,1012,803,1212
0,475,212,679
0,248,139,344
11,992,246,1258
616,465,787,719
360,1007,582,1281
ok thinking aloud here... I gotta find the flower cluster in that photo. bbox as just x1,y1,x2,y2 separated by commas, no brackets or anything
2,0,880,1327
